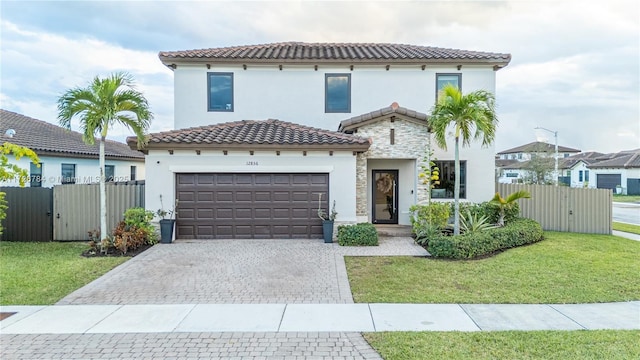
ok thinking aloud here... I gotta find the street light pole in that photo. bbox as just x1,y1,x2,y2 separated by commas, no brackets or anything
534,127,558,186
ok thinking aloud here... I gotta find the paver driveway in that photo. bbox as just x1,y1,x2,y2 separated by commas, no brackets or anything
58,237,427,305
5,237,426,360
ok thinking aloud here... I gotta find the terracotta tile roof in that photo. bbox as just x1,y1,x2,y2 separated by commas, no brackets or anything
129,119,371,151
497,141,581,155
159,42,511,67
589,149,640,168
0,109,144,160
338,102,429,132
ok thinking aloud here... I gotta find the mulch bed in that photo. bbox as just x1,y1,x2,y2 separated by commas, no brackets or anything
81,244,153,258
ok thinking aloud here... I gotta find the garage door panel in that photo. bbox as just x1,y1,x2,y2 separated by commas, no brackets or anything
176,173,328,239
273,192,290,202
235,191,253,202
216,208,233,219
197,209,214,219
216,192,233,202
255,191,271,202
235,208,252,219
254,208,272,219
197,192,214,201
216,174,234,184
177,191,195,202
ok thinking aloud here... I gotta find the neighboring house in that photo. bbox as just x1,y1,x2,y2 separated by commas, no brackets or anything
588,149,640,194
557,152,604,188
496,141,581,184
130,42,511,239
0,109,145,187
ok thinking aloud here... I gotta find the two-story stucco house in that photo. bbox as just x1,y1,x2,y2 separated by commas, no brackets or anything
1,109,145,187
130,42,511,239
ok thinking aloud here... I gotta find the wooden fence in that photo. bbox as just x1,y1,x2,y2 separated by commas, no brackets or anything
496,183,612,234
1,182,144,241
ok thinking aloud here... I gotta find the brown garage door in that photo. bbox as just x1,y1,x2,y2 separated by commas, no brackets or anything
175,173,329,239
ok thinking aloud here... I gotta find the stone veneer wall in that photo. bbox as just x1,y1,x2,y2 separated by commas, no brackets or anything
354,117,431,217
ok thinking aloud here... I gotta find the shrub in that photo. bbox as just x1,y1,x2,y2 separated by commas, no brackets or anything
410,202,450,243
460,210,497,235
337,223,379,246
87,207,157,255
427,218,543,259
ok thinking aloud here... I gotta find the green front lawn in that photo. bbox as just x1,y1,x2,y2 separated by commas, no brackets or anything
613,194,640,203
346,232,640,303
0,242,127,305
613,222,640,235
364,330,640,360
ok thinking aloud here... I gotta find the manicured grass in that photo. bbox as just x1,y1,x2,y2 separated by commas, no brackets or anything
613,221,640,235
0,241,127,305
364,330,640,360
346,232,640,303
613,194,640,203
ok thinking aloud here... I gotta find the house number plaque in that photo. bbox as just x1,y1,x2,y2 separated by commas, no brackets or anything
246,161,259,166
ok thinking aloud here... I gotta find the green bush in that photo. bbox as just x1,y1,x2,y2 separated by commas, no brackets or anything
449,201,520,226
428,218,543,259
88,207,157,255
410,202,450,244
337,223,379,246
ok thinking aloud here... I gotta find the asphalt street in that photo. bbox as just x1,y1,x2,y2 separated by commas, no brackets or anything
612,202,640,225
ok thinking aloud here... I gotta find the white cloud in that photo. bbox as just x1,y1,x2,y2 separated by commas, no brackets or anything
0,21,174,142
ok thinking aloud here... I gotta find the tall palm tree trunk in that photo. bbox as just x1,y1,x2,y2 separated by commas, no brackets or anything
454,136,460,235
99,136,107,245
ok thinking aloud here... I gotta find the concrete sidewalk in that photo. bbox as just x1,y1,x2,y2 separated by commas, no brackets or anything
2,301,638,334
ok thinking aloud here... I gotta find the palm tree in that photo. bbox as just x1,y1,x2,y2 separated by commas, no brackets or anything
430,84,498,235
58,72,152,244
490,190,531,227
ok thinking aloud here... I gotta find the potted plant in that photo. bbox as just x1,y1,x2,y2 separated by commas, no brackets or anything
318,195,337,243
157,195,177,244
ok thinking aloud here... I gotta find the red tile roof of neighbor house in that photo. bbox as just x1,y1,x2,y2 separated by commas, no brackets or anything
0,109,144,160
159,42,511,67
129,119,371,152
338,102,429,132
497,141,581,155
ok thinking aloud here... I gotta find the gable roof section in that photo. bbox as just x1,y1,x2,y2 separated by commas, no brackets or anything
589,149,640,169
497,141,581,155
129,119,371,152
0,109,144,160
338,102,429,133
159,42,511,68
559,151,606,169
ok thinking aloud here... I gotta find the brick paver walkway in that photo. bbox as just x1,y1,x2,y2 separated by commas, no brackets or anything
0,332,382,360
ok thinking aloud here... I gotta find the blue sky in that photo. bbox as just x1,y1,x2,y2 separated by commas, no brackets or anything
1,0,638,153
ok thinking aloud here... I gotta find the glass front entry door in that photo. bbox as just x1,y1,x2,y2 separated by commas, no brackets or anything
372,170,398,224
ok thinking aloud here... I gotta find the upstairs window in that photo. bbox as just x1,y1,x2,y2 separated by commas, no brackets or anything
61,164,76,184
208,72,234,112
436,73,461,101
30,162,43,187
325,74,351,113
105,165,115,182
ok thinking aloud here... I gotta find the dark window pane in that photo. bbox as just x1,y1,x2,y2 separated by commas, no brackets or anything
30,162,42,187
208,73,234,111
325,74,350,113
61,164,76,184
130,166,136,181
105,165,115,182
430,160,466,199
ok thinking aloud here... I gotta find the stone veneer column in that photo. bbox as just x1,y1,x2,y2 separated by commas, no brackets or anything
355,153,369,216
